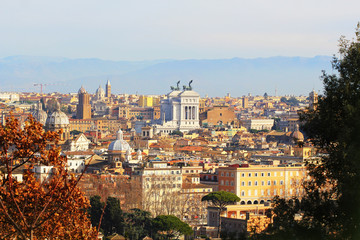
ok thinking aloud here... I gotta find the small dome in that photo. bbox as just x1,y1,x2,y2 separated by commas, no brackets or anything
108,129,131,152
31,101,47,125
291,124,304,142
96,85,105,95
31,109,48,125
46,110,69,126
78,86,87,94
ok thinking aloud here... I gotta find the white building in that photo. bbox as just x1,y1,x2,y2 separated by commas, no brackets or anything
69,133,91,152
67,159,85,173
33,165,54,182
242,119,274,131
153,82,200,134
0,92,20,102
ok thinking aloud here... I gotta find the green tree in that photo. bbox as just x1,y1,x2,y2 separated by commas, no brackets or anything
89,197,124,236
264,24,360,240
89,196,105,232
201,191,240,238
300,24,360,239
153,215,192,240
124,208,153,240
102,197,124,236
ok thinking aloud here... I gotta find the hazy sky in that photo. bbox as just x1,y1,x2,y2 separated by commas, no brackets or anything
0,0,359,61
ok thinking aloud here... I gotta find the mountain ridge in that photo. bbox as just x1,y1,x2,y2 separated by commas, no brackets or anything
0,55,333,97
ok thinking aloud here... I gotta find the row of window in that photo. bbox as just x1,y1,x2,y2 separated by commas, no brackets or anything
240,188,301,197
220,179,300,186
241,180,285,186
145,177,181,181
145,183,181,189
220,171,301,177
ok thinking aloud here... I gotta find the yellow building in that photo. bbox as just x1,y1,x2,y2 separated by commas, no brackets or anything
218,164,306,205
138,95,160,107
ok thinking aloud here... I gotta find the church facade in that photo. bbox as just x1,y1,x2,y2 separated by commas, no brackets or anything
153,81,200,134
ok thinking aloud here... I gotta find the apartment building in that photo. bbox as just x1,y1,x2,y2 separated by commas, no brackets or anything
218,164,306,205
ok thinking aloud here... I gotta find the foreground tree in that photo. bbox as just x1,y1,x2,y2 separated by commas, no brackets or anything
201,191,240,238
0,116,97,239
265,24,360,240
301,25,360,239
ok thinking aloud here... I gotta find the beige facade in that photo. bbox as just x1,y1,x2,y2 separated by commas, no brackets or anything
218,165,306,205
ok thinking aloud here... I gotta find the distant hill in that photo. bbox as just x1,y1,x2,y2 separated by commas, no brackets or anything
0,55,333,97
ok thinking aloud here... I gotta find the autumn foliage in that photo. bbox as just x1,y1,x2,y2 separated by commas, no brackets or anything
0,115,97,239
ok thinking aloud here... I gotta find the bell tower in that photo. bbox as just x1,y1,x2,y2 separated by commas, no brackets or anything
76,86,91,119
106,80,111,99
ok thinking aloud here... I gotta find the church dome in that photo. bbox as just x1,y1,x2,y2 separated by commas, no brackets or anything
291,124,304,142
31,102,47,125
96,85,105,95
46,110,69,126
108,129,131,152
32,109,48,125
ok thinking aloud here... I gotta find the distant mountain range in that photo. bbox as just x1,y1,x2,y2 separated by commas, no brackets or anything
0,55,334,97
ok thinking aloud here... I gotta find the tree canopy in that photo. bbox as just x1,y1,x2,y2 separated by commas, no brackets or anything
153,215,193,239
264,24,360,240
300,24,360,239
201,191,240,237
89,196,124,237
0,115,96,239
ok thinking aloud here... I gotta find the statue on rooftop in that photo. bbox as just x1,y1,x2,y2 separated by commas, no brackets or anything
183,80,193,91
171,81,181,91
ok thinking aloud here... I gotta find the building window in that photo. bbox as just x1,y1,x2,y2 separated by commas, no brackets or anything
273,181,277,186
280,180,284,185
248,181,252,186
226,172,229,177
241,173,245,177
241,191,245,196
255,173,258,177
241,181,245,186
248,190,251,196
267,172,271,177
274,189,277,195
261,172,264,177
274,172,277,177
267,180,271,185
262,181,265,186
248,173,252,177
255,181,258,186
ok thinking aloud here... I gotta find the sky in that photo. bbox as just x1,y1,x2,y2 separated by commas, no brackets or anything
0,0,359,61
